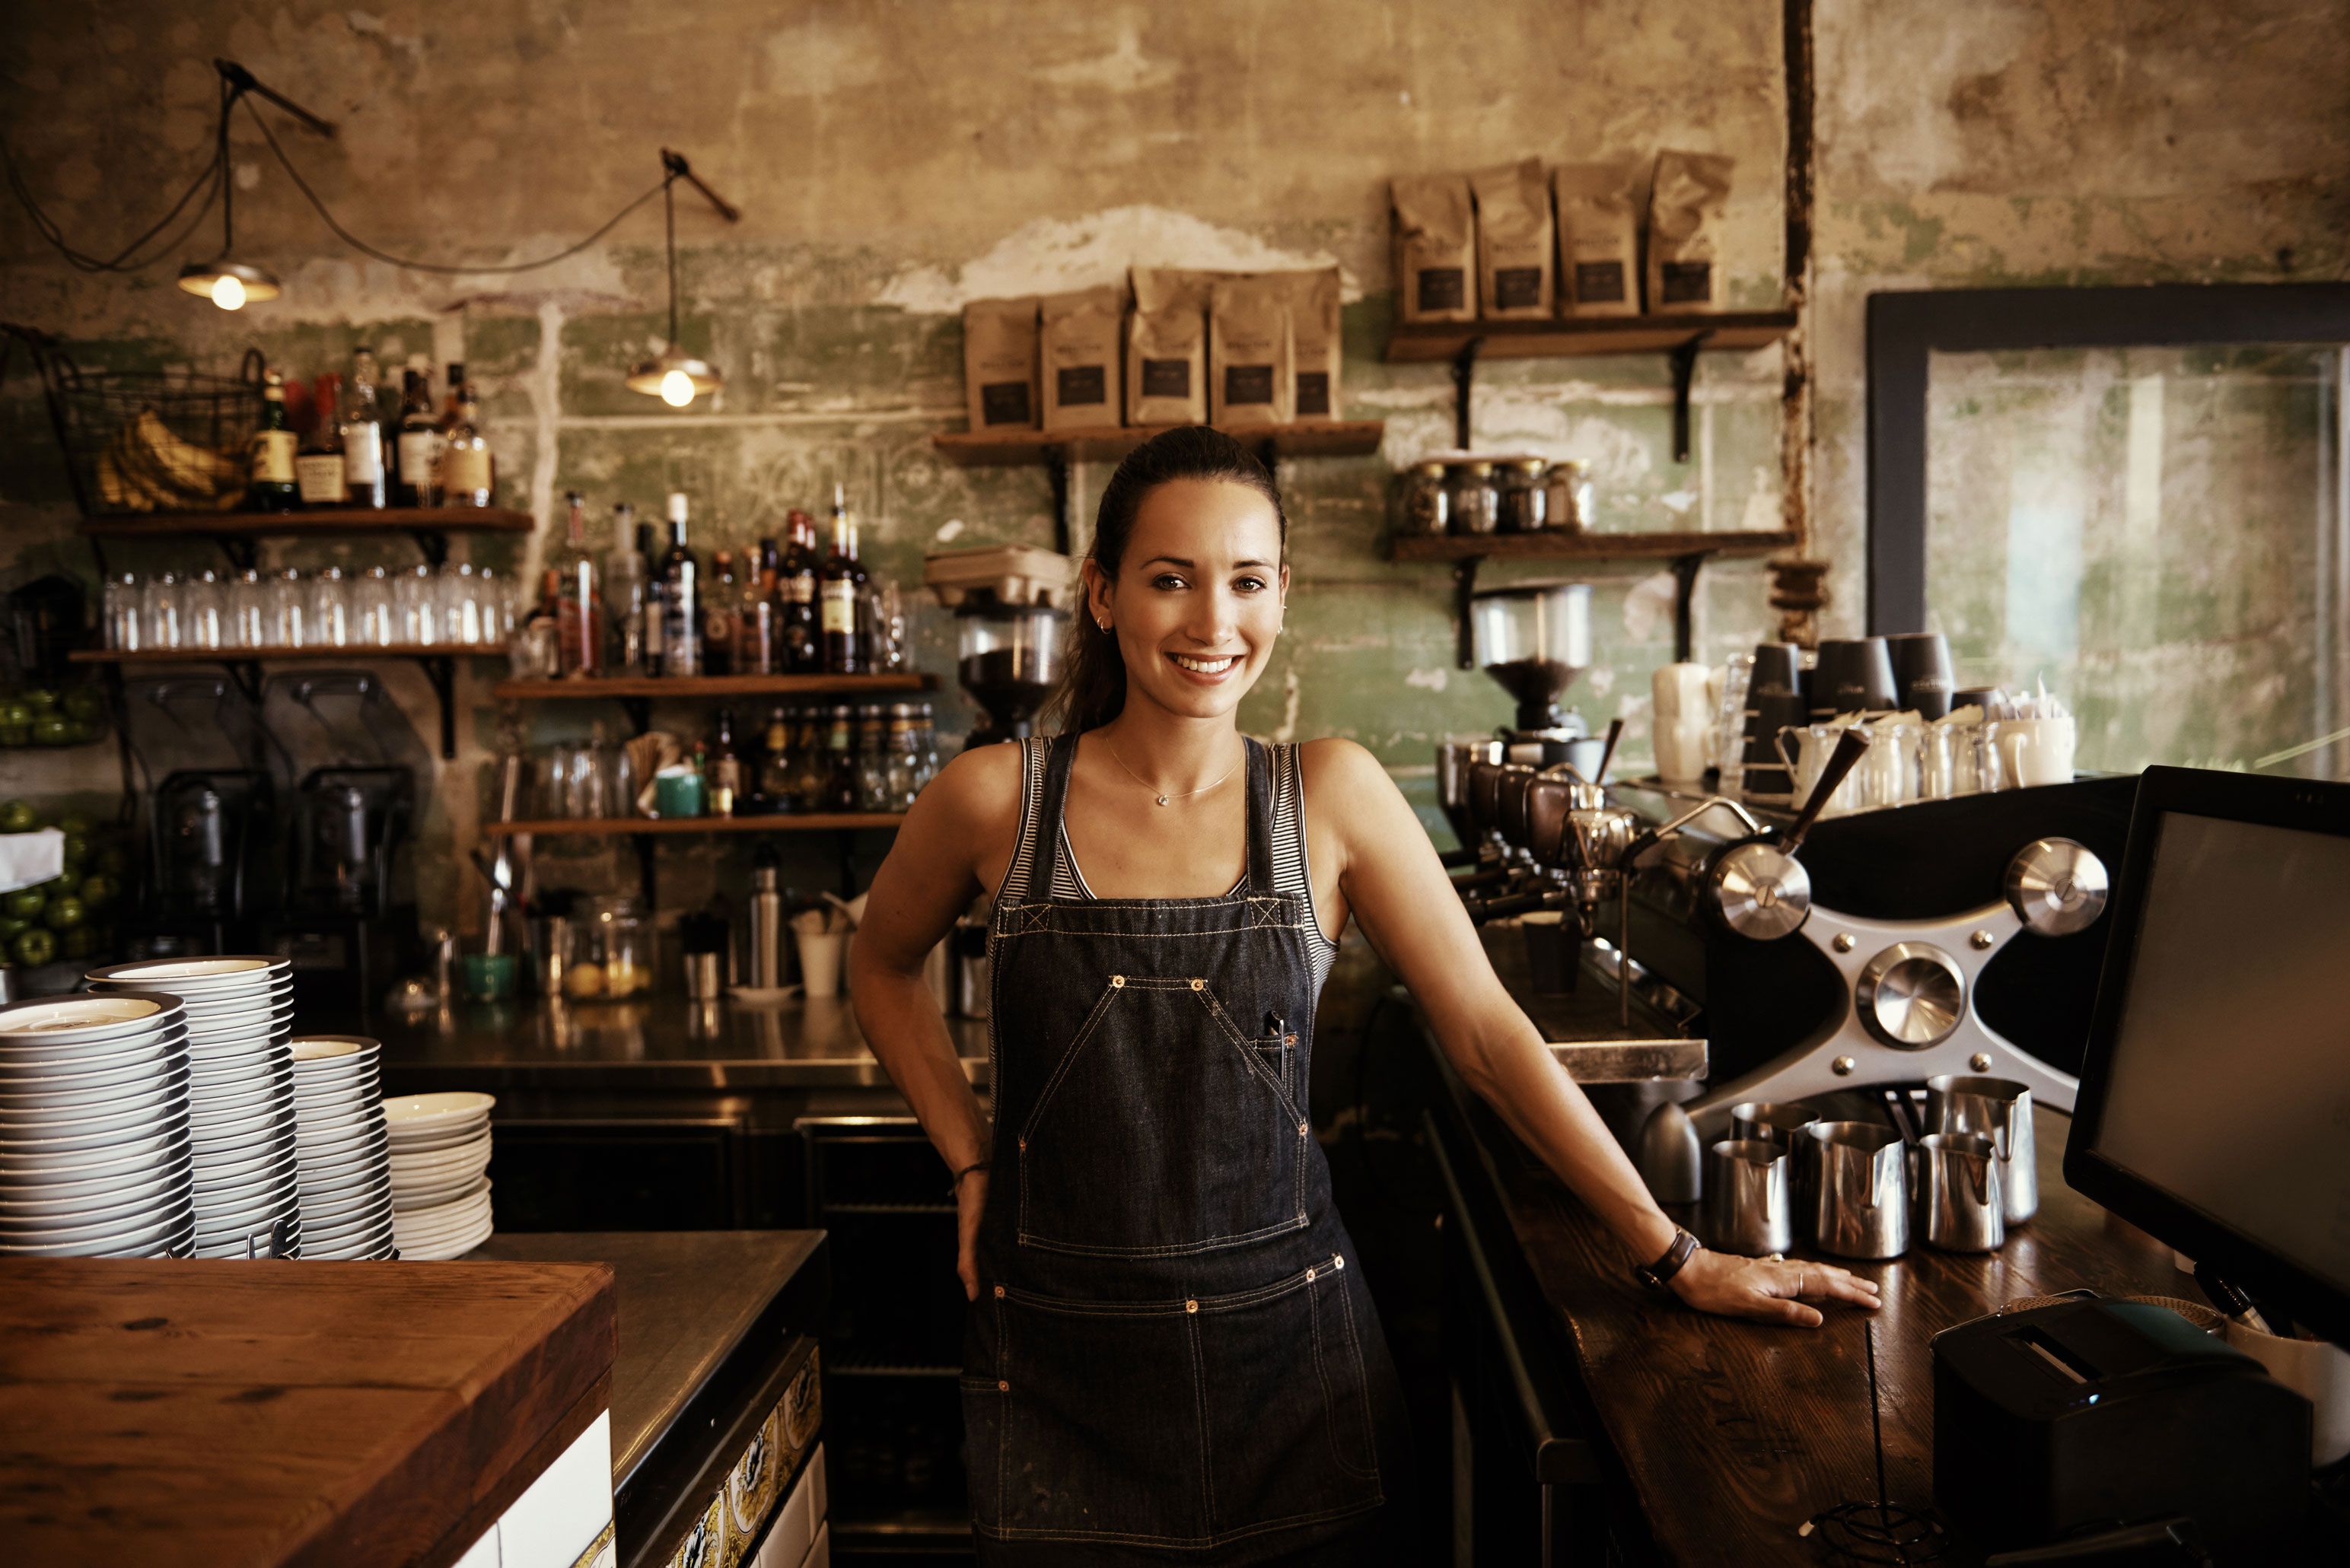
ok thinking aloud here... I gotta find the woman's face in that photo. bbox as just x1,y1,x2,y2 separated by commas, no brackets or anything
1087,478,1289,723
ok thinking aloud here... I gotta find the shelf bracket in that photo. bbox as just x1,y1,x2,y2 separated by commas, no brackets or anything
1450,336,1485,451
1670,552,1708,663
1045,445,1072,558
1668,334,1712,464
1452,555,1485,670
621,696,652,737
221,659,266,708
409,529,451,568
209,534,261,574
417,654,457,760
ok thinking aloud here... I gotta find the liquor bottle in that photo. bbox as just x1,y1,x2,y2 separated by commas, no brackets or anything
293,374,345,507
845,504,876,668
441,383,495,507
779,509,820,673
855,704,888,812
740,537,780,676
708,708,744,817
658,491,701,677
440,363,466,432
638,517,666,675
703,548,739,676
757,705,795,810
248,370,299,510
524,569,562,673
552,490,602,676
342,347,388,507
396,367,441,507
823,703,860,810
790,707,829,812
820,485,862,675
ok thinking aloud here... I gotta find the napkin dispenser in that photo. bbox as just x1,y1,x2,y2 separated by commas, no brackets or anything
1933,1299,2310,1557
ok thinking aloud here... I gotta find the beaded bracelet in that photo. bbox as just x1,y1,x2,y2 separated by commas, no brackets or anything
947,1159,991,1196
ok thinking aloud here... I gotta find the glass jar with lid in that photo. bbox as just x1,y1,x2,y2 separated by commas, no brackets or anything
1544,460,1594,533
1399,462,1449,536
568,893,653,1000
1448,461,1499,536
1495,459,1548,533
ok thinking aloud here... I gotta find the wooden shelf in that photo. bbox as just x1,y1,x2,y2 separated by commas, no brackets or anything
71,645,502,663
931,419,1384,467
77,507,533,539
1387,530,1798,564
1384,312,1797,364
494,673,936,701
482,813,905,838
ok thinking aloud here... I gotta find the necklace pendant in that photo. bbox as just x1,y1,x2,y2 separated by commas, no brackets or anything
1156,794,1170,806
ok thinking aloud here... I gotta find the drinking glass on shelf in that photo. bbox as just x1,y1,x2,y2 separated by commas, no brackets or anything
270,568,309,647
103,572,143,651
228,568,269,649
182,569,227,650
475,565,512,647
307,565,352,647
356,565,399,646
397,564,439,645
442,562,483,644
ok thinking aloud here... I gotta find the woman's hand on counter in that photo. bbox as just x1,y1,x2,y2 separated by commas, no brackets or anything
1669,1249,1880,1328
957,1171,989,1302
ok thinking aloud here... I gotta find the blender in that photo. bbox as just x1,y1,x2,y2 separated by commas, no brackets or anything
1470,580,1597,769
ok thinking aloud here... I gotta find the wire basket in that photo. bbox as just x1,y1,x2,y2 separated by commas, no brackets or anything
5,326,264,516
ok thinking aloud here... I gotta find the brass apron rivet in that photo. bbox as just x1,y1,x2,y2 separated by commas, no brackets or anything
993,1285,1005,1298
1185,1299,1199,1313
1305,1267,1317,1282
1017,1137,1027,1152
1298,1121,1310,1136
998,1379,1009,1391
1110,975,1125,988
1189,978,1205,991
1333,1255,1345,1270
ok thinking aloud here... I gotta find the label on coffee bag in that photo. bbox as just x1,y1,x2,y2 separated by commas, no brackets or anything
1142,358,1191,398
1574,262,1629,304
1224,364,1275,406
1417,268,1466,312
1294,371,1330,418
1493,267,1542,311
1055,365,1107,408
980,381,1033,425
1660,261,1712,306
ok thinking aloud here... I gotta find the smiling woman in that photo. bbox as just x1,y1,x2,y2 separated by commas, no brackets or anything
848,427,1878,1565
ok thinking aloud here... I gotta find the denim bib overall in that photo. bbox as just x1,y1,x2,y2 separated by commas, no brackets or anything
963,736,1409,1564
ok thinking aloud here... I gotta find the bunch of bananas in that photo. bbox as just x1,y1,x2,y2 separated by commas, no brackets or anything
94,409,247,512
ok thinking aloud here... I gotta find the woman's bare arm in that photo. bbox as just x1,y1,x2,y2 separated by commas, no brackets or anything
1306,739,1877,1327
849,745,1012,1299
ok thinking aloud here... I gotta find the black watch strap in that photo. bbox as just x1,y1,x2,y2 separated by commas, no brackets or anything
1634,1227,1701,1292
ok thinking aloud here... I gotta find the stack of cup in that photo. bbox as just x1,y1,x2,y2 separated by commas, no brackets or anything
87,958,301,1259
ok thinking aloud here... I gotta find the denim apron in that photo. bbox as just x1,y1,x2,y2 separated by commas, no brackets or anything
963,736,1410,1564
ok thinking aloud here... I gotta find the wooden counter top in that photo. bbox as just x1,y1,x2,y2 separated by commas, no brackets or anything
0,1258,616,1568
1434,1061,2191,1565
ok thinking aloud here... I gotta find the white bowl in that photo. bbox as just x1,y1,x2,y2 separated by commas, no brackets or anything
291,1036,380,1066
0,994,182,1044
383,1092,496,1134
86,956,285,987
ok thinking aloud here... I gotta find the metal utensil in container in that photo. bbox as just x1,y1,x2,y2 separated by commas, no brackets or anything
1705,1138,1794,1257
1926,1074,2037,1225
1912,1131,2004,1252
1803,1119,1909,1259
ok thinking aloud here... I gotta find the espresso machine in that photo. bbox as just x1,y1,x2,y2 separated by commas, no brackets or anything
255,766,418,1011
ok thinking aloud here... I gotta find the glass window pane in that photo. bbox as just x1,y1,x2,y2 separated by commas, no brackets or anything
1926,343,2347,777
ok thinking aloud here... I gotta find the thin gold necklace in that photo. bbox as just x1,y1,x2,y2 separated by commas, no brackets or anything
1105,738,1243,807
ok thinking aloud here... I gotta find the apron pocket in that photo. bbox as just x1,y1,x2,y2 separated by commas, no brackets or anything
1193,1254,1385,1535
1017,976,1308,1258
982,1287,1211,1544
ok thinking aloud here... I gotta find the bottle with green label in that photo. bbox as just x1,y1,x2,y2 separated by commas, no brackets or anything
248,370,298,511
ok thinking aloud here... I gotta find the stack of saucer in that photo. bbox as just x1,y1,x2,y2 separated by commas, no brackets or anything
386,1092,495,1259
88,958,300,1259
0,994,197,1258
288,1037,396,1261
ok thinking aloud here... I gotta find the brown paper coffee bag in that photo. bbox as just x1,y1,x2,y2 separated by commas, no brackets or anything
961,296,1040,428
1273,266,1343,420
1040,285,1126,431
1391,174,1476,323
1208,275,1294,428
1471,159,1554,319
1552,162,1641,317
1647,150,1734,313
1125,268,1209,426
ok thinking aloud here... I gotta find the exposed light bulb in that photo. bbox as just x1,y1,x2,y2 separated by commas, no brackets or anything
658,367,696,407
210,273,247,310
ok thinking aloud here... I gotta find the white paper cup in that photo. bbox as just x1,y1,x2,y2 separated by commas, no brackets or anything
795,932,845,999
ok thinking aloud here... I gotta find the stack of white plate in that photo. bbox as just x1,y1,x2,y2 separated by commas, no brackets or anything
88,957,301,1259
386,1092,495,1259
288,1037,396,1261
0,993,198,1258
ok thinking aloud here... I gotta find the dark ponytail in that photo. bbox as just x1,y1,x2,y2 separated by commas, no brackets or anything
1046,426,1289,735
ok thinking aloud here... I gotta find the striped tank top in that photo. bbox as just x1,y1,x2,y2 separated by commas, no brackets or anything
998,736,1341,996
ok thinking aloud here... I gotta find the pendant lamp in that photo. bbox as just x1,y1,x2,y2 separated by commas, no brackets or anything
177,61,333,310
626,152,737,407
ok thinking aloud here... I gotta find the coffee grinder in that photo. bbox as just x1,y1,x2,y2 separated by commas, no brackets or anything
923,543,1077,749
255,765,418,1012
1470,581,1598,771
124,769,275,959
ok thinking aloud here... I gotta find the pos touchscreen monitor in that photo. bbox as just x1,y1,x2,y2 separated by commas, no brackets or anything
2065,765,2350,1346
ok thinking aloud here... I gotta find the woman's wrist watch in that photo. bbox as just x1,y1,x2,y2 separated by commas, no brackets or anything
1633,1226,1702,1292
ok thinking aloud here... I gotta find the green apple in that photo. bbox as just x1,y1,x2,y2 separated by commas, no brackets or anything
60,689,105,724
11,927,56,968
21,689,56,713
0,800,37,833
59,832,88,867
42,895,83,931
3,887,43,921
77,873,114,911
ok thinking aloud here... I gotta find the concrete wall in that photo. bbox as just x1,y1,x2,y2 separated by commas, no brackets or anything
4,0,2345,930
